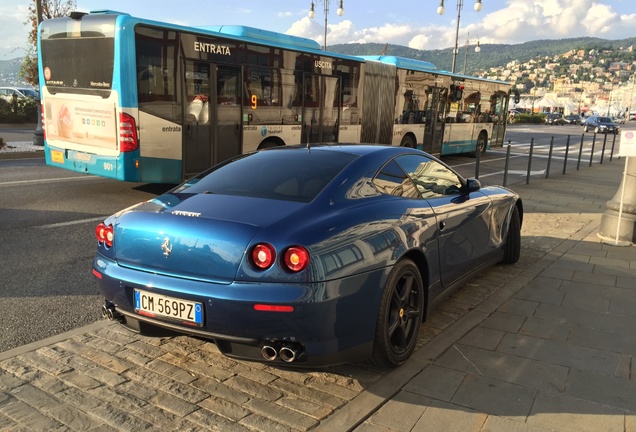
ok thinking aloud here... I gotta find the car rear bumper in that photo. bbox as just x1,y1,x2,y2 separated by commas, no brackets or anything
93,255,388,366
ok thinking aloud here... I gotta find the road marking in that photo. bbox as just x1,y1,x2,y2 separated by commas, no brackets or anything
478,169,546,178
37,216,107,229
0,176,99,186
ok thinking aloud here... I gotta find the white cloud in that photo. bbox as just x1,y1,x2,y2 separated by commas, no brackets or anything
0,5,31,59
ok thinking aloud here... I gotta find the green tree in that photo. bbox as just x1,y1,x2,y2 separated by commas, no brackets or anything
21,0,76,86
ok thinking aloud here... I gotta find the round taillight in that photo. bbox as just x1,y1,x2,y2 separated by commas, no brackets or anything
95,223,114,247
252,243,275,269
284,246,309,272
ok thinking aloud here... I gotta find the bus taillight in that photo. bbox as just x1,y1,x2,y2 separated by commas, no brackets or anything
41,105,46,140
119,112,138,152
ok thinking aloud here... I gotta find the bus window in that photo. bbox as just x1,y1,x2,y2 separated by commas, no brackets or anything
136,27,179,122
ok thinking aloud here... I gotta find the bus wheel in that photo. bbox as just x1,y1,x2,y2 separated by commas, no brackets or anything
259,139,280,149
400,135,416,148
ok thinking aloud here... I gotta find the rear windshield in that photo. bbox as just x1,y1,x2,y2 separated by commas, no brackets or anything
40,14,116,95
177,149,359,202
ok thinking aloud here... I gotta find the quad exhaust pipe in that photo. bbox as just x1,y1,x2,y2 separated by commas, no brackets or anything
101,302,123,322
261,341,305,363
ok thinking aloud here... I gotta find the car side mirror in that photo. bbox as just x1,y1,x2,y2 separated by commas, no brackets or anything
466,178,481,193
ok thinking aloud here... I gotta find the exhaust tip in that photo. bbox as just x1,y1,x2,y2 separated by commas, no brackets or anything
261,345,278,361
279,345,299,363
101,302,122,322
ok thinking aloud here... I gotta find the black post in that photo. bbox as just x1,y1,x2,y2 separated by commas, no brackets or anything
610,133,617,161
503,144,511,187
589,133,596,167
600,133,608,164
474,146,480,179
526,138,534,185
577,133,584,170
562,134,571,174
546,136,554,178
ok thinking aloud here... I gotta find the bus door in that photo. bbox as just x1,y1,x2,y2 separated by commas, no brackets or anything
422,87,445,155
491,92,508,148
183,60,213,177
215,65,242,163
302,74,340,144
183,61,242,177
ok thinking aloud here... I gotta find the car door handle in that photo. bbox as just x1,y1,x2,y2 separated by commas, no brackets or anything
439,221,446,231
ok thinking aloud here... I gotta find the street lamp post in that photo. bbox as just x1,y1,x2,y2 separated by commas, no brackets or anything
462,32,481,75
437,0,483,73
309,0,344,51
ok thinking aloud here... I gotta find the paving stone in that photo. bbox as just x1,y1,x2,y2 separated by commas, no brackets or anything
239,413,297,432
224,375,283,402
269,377,344,409
480,311,527,333
48,403,102,431
145,358,198,384
197,396,250,421
0,370,24,391
498,333,625,376
459,326,506,351
364,391,431,431
0,396,66,431
534,302,636,333
244,398,319,430
411,399,488,431
305,376,360,400
58,370,102,391
134,404,204,432
569,324,636,356
435,344,568,393
403,364,465,401
451,374,535,418
123,366,207,404
571,271,617,287
497,298,539,317
527,391,625,432
565,368,636,411
187,406,253,432
518,317,571,342
160,352,234,382
276,396,334,420
150,390,200,417
481,415,553,431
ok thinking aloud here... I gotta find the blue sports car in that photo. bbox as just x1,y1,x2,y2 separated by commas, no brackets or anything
94,144,522,368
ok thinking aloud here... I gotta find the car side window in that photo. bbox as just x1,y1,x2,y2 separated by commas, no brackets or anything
394,154,463,198
373,160,421,198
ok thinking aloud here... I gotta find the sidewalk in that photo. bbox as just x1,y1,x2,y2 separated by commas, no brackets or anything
0,157,634,431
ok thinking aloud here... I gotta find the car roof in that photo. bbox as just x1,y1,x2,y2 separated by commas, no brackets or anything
263,143,421,158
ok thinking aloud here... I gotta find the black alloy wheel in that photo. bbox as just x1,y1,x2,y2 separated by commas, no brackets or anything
371,259,424,368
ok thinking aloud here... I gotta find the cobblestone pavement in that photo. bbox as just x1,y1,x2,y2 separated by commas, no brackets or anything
0,158,632,431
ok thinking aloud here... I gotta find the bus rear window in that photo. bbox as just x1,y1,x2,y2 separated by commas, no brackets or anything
40,15,116,94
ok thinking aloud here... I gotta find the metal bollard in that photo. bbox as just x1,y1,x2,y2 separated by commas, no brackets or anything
600,133,608,164
526,138,534,185
546,136,554,179
562,135,571,174
610,133,617,161
474,145,480,179
589,133,596,167
503,144,511,187
577,133,584,170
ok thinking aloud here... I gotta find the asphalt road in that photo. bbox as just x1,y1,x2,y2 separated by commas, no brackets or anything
0,158,172,352
0,122,632,353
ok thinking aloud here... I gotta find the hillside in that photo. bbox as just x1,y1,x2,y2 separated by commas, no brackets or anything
328,36,636,74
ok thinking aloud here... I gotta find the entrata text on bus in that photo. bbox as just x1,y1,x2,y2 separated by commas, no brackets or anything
38,10,510,183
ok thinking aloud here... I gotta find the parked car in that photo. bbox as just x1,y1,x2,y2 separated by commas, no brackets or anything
545,113,565,125
0,86,40,102
564,114,582,125
94,145,522,368
583,115,620,134
612,116,626,125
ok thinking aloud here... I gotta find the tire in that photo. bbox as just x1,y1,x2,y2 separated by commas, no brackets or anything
400,135,416,148
371,259,424,368
502,205,521,264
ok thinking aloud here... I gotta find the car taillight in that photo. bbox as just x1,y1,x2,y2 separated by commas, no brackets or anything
252,243,275,269
95,223,114,247
119,112,138,152
283,246,310,272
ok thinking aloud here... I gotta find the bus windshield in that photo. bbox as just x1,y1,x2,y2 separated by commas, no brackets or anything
40,13,116,95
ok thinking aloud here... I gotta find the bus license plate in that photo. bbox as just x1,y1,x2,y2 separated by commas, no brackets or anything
134,289,203,326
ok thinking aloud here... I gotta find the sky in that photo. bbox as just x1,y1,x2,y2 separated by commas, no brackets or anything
1,0,635,61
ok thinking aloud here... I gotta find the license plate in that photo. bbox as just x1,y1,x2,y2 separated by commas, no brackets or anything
134,289,203,326
51,150,64,164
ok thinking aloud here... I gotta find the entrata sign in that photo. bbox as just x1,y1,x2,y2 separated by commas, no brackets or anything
619,130,636,157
